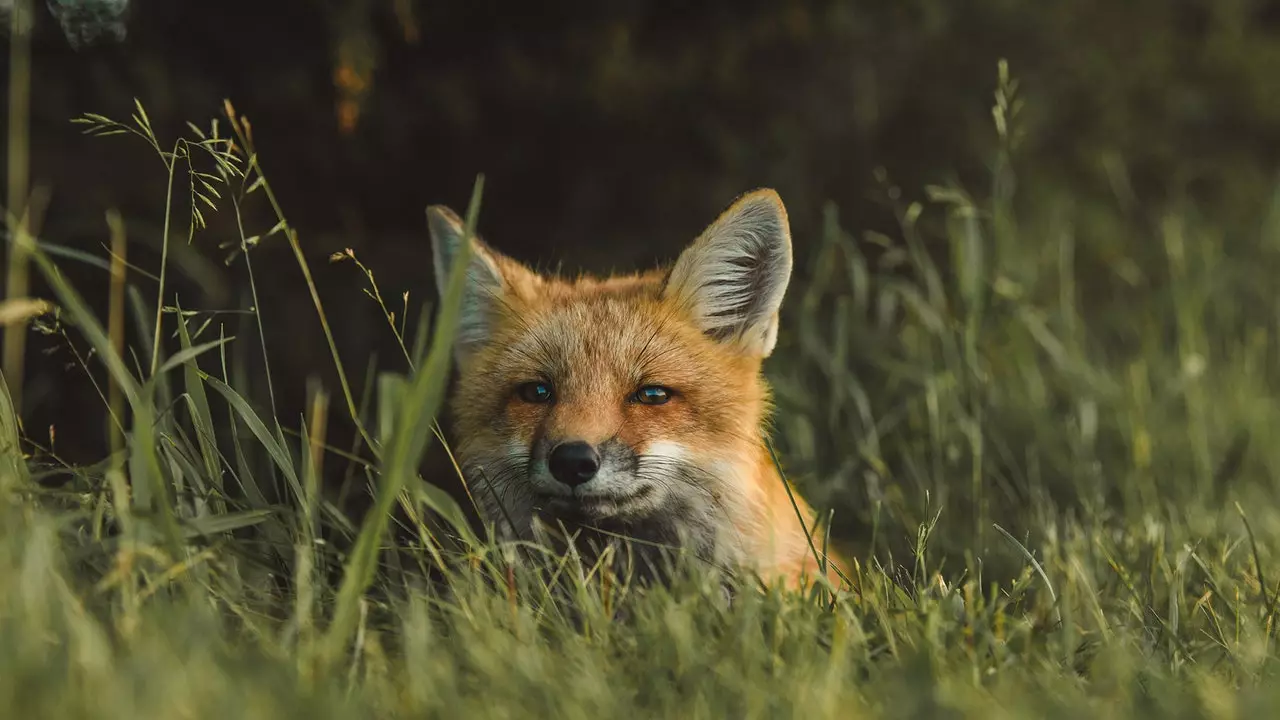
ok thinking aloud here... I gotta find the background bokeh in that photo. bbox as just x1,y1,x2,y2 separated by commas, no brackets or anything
9,0,1280,558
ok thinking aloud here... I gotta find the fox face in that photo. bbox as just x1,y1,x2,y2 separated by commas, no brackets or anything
428,190,839,587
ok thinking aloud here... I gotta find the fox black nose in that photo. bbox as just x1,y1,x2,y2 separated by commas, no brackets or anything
548,441,600,487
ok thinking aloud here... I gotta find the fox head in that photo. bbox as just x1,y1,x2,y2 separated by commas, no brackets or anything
427,189,795,573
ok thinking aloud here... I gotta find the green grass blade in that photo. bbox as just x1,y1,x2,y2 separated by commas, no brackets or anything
133,383,188,550
200,371,303,504
27,244,140,409
175,300,226,511
128,284,173,410
22,239,188,561
318,174,485,668
158,335,235,376
179,509,276,539
0,369,27,493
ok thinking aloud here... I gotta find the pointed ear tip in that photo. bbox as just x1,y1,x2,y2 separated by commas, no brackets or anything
739,189,792,247
744,186,782,201
425,204,463,229
741,187,786,211
426,206,467,257
726,189,790,232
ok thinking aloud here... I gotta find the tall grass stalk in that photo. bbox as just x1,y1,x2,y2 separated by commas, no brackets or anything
2,0,33,415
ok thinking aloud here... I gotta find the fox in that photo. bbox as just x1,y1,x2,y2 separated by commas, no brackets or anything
426,188,847,591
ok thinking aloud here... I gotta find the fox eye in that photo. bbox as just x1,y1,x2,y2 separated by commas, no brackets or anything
517,381,554,404
633,385,673,405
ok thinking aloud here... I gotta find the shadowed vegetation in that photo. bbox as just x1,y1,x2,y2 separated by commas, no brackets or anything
6,2,1280,717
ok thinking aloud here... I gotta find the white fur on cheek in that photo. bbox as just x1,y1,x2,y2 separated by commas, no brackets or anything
627,440,692,508
643,440,689,463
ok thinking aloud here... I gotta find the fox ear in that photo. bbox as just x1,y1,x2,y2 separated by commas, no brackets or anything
663,189,793,357
427,204,516,364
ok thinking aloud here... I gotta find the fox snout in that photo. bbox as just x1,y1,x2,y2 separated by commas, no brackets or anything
533,436,633,493
547,441,600,487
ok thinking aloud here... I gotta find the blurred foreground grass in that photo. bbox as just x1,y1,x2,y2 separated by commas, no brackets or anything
5,60,1280,718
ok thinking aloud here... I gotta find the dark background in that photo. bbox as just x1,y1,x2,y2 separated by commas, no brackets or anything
8,0,1280,544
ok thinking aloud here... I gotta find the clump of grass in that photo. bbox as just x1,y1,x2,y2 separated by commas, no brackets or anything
5,47,1280,720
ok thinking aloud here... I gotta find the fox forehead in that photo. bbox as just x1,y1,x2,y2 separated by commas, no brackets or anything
473,271,757,397
453,283,764,454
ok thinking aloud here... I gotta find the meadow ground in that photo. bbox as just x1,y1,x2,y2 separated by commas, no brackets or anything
5,66,1280,719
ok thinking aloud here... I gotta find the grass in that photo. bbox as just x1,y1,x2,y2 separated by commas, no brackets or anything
5,35,1280,718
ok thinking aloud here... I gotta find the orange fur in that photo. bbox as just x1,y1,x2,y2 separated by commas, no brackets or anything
428,189,847,591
